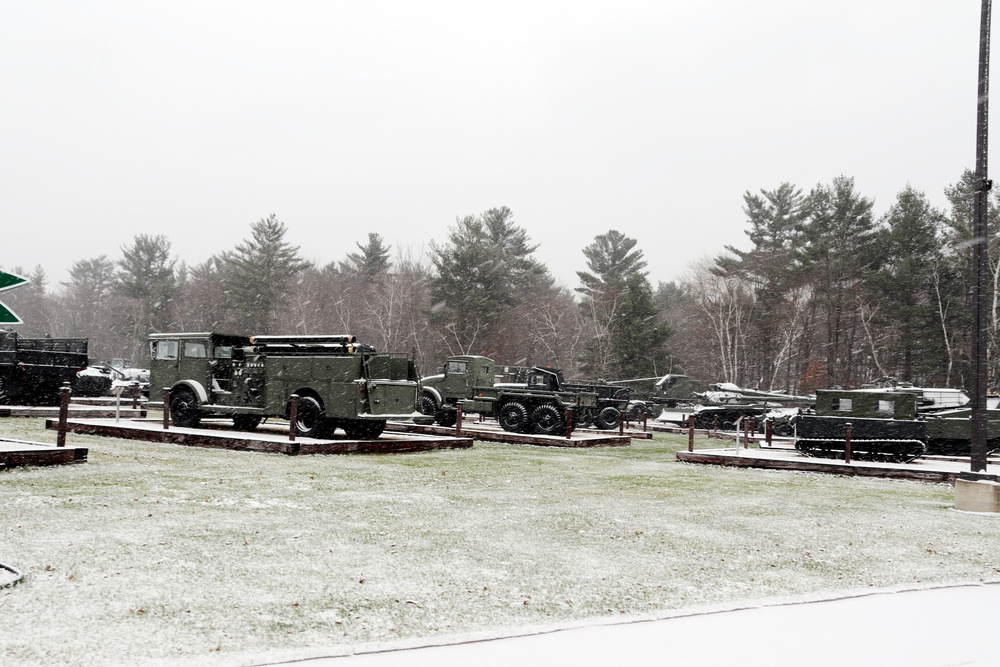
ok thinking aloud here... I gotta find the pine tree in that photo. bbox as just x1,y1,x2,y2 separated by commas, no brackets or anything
875,186,946,382
219,214,311,334
576,230,670,379
713,183,806,389
429,207,551,355
799,176,879,387
116,234,176,334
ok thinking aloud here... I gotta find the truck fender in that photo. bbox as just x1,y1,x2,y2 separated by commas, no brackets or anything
422,386,444,407
173,380,209,404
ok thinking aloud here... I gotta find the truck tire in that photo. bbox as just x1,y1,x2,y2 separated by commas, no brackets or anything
420,394,438,417
343,419,386,439
232,415,261,431
437,410,457,428
496,401,529,433
531,404,564,435
595,406,620,430
294,396,325,437
0,375,9,405
170,388,202,428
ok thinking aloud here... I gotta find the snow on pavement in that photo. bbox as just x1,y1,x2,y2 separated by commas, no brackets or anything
256,584,1000,667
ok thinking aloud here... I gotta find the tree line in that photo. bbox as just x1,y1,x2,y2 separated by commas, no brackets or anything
3,209,666,381
662,170,1000,394
5,169,997,391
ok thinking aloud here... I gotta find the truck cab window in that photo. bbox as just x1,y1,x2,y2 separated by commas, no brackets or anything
184,342,207,358
155,341,179,360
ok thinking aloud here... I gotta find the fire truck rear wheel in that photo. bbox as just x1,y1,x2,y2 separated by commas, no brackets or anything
294,396,325,437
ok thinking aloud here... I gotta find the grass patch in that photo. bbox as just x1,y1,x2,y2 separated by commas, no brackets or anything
1,418,998,665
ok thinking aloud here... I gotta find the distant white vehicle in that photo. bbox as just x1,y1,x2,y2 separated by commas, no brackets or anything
110,358,150,383
862,382,969,410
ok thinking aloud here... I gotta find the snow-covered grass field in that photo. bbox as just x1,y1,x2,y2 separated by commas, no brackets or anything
2,418,998,667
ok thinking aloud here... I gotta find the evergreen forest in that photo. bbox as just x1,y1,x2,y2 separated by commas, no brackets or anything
4,170,1000,393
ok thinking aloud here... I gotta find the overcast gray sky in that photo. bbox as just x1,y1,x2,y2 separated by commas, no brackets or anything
0,1,991,290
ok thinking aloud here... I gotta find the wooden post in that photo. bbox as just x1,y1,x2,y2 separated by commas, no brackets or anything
844,422,852,464
765,419,773,446
455,401,463,437
642,411,647,432
688,415,695,452
56,382,70,447
289,394,299,442
565,407,574,439
713,415,719,435
162,388,170,430
743,419,749,449
131,382,139,410
619,410,625,435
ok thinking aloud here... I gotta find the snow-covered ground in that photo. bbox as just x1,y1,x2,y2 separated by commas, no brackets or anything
1,417,998,667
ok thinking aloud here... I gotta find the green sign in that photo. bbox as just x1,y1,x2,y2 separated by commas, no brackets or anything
0,270,28,324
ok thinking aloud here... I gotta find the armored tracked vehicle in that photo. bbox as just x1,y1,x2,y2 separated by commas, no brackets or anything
148,332,421,438
794,388,1000,461
0,330,89,405
793,390,928,463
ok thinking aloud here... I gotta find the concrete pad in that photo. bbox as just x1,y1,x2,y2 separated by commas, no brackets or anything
955,476,1000,512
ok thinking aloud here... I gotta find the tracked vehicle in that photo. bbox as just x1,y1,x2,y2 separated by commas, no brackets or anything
148,332,421,438
794,388,1000,461
793,390,928,463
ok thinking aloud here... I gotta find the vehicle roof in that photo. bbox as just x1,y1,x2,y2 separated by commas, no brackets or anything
148,332,250,343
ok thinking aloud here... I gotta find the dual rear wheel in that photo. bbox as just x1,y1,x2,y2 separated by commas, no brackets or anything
496,401,568,435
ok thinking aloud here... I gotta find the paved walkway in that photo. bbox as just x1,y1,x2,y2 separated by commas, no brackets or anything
258,584,1000,667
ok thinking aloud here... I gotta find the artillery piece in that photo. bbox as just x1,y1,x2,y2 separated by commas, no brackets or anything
687,382,813,432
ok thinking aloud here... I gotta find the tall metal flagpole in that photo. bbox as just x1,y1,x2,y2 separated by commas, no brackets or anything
971,0,993,473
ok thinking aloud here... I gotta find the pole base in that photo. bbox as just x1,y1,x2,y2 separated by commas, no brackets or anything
955,474,1000,513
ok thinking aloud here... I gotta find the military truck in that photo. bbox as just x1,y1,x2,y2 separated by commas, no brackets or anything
0,329,89,405
492,363,628,429
420,356,603,434
148,332,421,438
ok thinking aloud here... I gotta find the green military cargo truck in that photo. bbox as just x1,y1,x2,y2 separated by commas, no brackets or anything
0,330,89,405
148,332,421,439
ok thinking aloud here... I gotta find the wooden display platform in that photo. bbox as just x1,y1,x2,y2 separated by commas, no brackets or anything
386,419,633,447
45,418,472,455
0,438,88,468
677,445,1000,484
72,396,148,407
0,405,147,419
